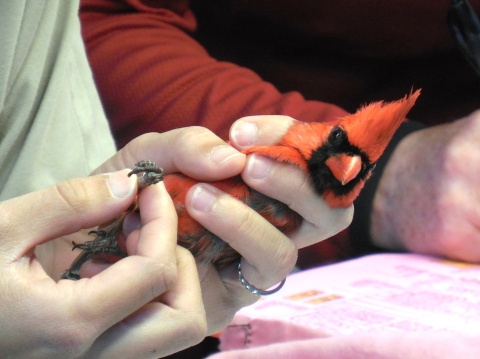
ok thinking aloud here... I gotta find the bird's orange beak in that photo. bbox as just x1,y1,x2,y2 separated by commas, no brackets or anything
325,154,362,185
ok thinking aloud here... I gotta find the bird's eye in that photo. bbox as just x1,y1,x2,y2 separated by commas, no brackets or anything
329,127,345,143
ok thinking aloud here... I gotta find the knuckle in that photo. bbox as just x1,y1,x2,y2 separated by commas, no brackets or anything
145,257,179,295
228,204,259,240
252,162,311,216
176,246,196,267
260,116,296,140
275,116,297,131
260,236,297,284
173,127,223,170
285,170,313,207
275,241,298,273
121,133,153,165
53,179,91,214
116,256,179,303
175,126,215,145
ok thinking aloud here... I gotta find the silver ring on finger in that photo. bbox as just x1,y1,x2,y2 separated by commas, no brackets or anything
237,260,286,296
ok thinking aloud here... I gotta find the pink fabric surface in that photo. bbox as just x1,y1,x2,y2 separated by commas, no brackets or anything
209,254,480,358
209,332,480,359
219,315,330,349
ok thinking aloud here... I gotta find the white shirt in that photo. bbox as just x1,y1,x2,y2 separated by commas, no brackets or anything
0,0,116,200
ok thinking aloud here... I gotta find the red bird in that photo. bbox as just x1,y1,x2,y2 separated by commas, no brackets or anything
62,90,420,279
163,90,421,268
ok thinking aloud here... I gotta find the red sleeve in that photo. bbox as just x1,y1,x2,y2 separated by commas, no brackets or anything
80,0,348,149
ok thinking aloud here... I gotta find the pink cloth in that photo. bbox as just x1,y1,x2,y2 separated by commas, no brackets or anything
209,254,480,358
209,332,480,359
219,316,329,348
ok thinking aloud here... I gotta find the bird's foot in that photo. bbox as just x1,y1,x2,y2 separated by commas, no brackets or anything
61,227,127,280
72,229,127,257
61,160,163,281
128,160,164,188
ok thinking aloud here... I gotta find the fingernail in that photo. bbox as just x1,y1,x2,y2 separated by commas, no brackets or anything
191,184,218,212
246,154,273,179
108,169,136,198
123,212,142,237
209,145,245,166
230,121,258,147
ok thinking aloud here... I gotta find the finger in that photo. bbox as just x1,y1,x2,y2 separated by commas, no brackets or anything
0,170,137,259
229,115,295,149
91,128,246,181
82,182,177,276
122,212,142,238
242,154,354,248
87,247,206,359
65,181,181,332
185,183,298,289
230,116,354,246
134,181,178,258
157,247,203,310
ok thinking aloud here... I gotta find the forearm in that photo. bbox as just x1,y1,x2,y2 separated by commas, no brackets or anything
80,0,347,148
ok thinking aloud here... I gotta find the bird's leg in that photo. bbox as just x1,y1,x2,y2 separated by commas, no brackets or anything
61,160,164,280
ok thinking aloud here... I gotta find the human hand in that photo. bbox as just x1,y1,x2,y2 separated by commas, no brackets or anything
0,172,205,359
370,110,480,262
229,115,355,247
87,124,352,334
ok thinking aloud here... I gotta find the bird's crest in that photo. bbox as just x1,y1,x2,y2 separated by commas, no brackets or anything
341,89,421,163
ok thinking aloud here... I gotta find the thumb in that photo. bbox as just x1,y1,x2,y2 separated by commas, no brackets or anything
0,169,137,258
229,115,296,149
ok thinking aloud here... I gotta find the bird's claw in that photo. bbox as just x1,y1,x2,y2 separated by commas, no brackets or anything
61,160,163,281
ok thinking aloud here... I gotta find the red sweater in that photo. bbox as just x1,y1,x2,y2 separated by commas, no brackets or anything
80,0,480,266
80,0,350,147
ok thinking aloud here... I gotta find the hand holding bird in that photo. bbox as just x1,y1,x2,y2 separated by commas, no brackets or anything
63,90,420,276
164,90,420,268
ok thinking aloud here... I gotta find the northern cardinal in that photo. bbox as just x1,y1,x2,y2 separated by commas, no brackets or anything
62,90,420,279
164,89,420,268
